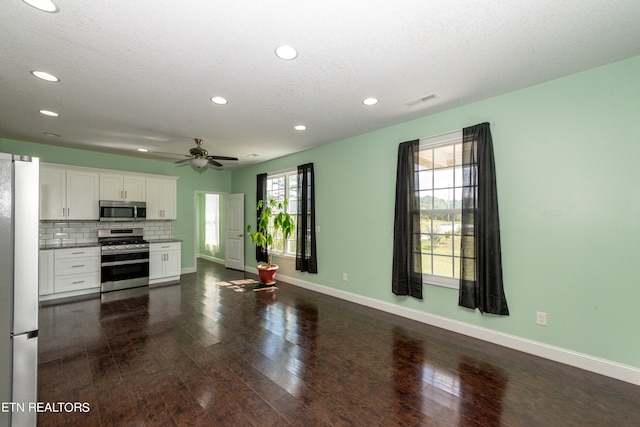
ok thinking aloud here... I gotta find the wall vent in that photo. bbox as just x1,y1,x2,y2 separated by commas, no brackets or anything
405,93,437,107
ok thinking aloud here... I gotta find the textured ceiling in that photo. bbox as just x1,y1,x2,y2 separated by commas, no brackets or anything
2,0,640,169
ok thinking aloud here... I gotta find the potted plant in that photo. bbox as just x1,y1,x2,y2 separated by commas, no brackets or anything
247,197,295,285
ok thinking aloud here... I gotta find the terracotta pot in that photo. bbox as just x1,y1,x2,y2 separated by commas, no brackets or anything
257,264,278,284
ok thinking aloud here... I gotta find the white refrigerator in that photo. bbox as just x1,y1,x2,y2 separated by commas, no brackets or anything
0,153,39,427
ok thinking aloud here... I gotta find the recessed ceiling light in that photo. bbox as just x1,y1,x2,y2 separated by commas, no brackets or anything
137,148,148,152
21,0,59,13
31,70,60,82
210,96,228,105
39,109,59,117
294,125,307,131
275,45,298,60
43,132,60,137
362,97,379,106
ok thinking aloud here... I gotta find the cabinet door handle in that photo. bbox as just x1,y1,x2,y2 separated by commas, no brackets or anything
71,252,85,255
125,190,128,199
72,281,85,285
71,265,85,268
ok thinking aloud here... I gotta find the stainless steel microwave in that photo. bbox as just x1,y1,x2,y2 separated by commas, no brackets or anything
99,200,147,221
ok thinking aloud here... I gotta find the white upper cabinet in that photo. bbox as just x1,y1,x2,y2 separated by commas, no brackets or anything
99,173,146,202
146,177,177,220
40,165,99,220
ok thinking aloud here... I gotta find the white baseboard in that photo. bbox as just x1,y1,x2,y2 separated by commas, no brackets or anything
181,266,196,274
245,266,640,387
197,254,226,265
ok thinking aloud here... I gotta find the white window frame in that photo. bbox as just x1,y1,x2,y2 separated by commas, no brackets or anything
419,130,463,289
265,169,297,258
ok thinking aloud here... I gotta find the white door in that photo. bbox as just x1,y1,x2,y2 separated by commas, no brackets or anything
225,193,244,270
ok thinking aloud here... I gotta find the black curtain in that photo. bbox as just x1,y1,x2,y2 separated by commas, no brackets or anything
391,139,423,299
255,173,269,263
296,163,318,273
459,123,509,315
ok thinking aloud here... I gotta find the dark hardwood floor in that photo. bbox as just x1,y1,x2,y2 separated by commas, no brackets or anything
37,259,639,426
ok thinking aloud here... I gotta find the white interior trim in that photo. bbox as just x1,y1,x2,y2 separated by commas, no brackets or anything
244,266,640,387
197,254,225,265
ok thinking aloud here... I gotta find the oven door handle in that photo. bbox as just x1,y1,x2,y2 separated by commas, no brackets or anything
101,258,149,267
101,249,149,255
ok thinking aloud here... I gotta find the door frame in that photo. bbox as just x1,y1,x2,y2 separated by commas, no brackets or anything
193,190,228,271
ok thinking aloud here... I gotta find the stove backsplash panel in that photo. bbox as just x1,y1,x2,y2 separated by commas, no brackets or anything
40,220,172,247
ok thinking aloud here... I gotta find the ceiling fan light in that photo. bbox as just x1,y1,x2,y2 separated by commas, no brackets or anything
190,157,209,168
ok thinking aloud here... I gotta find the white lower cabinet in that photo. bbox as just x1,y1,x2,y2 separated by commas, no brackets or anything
149,242,181,284
39,247,101,300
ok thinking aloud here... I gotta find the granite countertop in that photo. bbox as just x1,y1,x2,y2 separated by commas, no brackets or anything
39,242,100,250
147,239,182,244
40,238,182,250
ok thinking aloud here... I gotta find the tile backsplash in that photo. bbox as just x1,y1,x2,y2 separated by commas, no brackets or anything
39,220,173,246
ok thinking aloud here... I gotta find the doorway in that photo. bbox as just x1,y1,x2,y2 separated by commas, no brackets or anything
194,192,226,266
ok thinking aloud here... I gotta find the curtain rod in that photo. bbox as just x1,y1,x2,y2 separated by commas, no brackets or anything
419,121,496,142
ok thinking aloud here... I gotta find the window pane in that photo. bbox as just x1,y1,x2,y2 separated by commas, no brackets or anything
433,145,455,168
454,213,462,235
420,233,432,255
434,188,455,209
454,188,462,209
418,170,433,190
419,190,433,210
421,254,433,275
420,213,432,234
453,257,461,279
433,255,453,277
433,167,454,189
452,236,461,257
418,149,433,170
288,174,298,214
454,143,462,166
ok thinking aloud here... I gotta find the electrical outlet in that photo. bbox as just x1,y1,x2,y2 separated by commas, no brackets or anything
536,311,548,326
342,273,348,282
316,225,320,233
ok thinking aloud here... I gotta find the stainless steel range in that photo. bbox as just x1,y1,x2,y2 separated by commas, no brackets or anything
99,228,149,292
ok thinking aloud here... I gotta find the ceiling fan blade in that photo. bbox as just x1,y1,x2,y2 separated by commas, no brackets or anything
174,158,192,164
206,159,223,167
153,151,190,157
208,155,239,161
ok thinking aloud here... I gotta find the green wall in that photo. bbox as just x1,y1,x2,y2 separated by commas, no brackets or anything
232,55,640,368
0,138,233,268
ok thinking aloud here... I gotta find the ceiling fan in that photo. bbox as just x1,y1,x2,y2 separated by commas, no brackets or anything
162,138,238,168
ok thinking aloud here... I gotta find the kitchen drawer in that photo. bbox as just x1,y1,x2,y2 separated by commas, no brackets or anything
54,272,100,293
150,242,181,252
55,247,100,259
55,256,100,276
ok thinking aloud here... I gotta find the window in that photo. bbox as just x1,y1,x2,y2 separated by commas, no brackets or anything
266,170,297,256
204,193,220,253
418,131,463,288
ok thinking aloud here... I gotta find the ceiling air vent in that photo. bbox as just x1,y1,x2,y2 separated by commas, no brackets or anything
405,93,437,107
